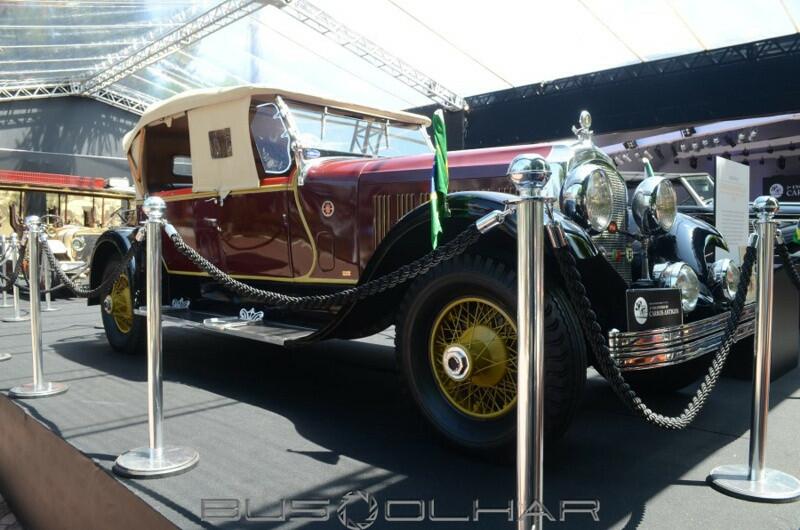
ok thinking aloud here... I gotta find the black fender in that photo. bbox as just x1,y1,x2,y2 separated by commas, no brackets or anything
650,212,726,284
289,190,625,345
87,228,142,306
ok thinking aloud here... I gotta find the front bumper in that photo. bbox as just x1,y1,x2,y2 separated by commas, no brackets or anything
609,303,756,371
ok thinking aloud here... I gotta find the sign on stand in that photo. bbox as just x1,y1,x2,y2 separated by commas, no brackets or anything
714,158,750,264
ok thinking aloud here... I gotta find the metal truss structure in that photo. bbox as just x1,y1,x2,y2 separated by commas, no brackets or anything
467,33,800,108
78,0,288,96
0,0,466,115
284,0,466,111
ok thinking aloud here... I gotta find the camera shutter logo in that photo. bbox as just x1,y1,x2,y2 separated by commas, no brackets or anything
322,200,335,217
770,183,784,198
633,297,648,325
337,490,378,530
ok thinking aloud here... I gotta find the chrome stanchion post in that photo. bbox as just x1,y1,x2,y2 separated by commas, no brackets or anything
9,217,68,398
2,234,29,323
708,196,800,502
41,237,58,312
114,196,198,478
508,153,553,530
0,235,12,308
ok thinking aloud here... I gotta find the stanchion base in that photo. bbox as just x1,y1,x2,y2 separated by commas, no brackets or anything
114,446,199,479
41,306,59,312
9,381,69,399
0,353,11,362
2,315,29,322
0,302,12,308
708,464,800,503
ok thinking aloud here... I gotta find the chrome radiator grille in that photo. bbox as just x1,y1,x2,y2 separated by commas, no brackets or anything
592,171,631,283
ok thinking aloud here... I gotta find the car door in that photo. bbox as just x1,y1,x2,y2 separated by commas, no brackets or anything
217,102,294,279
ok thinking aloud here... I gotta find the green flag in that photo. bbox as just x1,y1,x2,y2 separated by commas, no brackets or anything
793,226,800,244
430,110,450,249
643,157,655,178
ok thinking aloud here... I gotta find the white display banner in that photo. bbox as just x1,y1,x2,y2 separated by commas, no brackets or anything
715,157,750,264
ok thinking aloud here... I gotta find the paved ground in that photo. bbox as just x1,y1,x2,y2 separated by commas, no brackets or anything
1,298,800,529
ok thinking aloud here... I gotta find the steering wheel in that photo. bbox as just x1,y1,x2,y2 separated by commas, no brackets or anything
40,214,64,238
107,207,135,226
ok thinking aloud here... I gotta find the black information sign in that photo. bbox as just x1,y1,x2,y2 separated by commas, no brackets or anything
763,175,800,202
626,288,683,332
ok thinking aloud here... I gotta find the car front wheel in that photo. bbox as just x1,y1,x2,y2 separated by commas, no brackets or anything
395,255,587,452
99,253,144,355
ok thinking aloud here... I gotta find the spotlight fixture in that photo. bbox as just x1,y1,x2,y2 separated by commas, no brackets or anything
713,137,721,146
622,154,632,163
670,144,678,157
691,142,700,151
767,145,774,154
778,156,786,170
643,150,653,160
680,143,687,152
634,151,641,158
738,132,746,143
725,135,736,148
680,127,696,138
748,129,758,142
614,156,624,166
623,140,638,150
689,156,698,169
701,139,709,148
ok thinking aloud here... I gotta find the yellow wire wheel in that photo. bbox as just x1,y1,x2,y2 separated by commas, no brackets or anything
107,272,133,334
428,296,517,420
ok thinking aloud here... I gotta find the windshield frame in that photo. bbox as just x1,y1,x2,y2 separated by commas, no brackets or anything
284,100,433,160
680,174,715,206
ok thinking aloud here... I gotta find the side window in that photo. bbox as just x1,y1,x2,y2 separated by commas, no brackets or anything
250,103,291,175
173,155,192,177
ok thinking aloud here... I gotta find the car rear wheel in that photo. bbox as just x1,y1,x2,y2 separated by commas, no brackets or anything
100,253,144,355
395,255,586,452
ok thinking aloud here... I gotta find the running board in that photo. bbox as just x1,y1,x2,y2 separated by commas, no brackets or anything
134,307,315,346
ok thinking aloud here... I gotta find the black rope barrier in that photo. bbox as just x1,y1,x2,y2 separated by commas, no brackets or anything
553,233,757,429
41,230,142,299
165,221,485,310
776,240,800,291
0,240,28,294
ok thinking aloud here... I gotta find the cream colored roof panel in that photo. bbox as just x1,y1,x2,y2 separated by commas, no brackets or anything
123,85,431,153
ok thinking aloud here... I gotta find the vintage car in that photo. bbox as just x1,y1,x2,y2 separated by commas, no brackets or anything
88,86,755,451
622,171,800,243
0,170,134,282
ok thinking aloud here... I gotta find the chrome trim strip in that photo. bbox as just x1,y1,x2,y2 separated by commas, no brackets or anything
609,303,756,370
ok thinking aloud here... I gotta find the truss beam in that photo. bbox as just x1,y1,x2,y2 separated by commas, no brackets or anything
0,82,154,115
284,0,466,111
79,0,291,96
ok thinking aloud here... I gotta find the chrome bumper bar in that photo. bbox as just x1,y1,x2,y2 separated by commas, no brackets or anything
609,303,756,371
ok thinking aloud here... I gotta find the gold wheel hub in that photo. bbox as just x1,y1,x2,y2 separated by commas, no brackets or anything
107,273,133,334
429,297,517,419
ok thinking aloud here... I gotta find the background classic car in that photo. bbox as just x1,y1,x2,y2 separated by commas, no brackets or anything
88,86,754,451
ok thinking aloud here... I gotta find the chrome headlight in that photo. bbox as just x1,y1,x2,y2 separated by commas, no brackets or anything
709,258,740,301
632,176,677,234
654,261,699,312
560,164,614,232
71,236,86,254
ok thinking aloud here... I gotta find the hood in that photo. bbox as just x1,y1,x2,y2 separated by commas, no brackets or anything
303,143,556,183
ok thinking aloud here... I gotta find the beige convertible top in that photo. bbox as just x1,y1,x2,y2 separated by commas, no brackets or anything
122,85,431,153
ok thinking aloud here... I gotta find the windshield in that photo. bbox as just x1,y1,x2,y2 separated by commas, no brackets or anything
287,102,432,158
683,175,715,205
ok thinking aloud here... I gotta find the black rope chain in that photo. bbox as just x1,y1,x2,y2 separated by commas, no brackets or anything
41,232,142,299
553,241,757,429
167,222,483,310
0,241,27,293
776,240,800,291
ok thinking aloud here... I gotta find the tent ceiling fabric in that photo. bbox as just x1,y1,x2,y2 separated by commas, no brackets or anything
1,0,800,113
